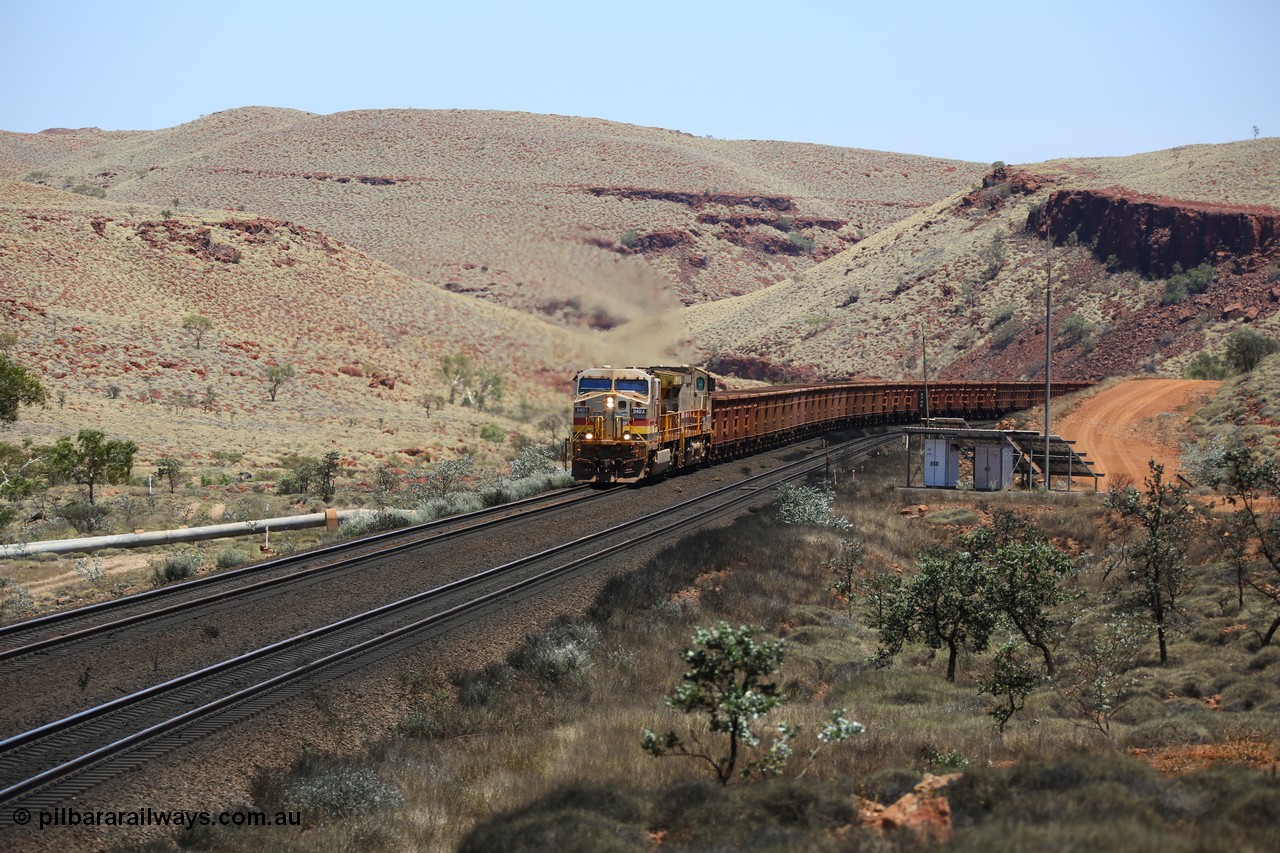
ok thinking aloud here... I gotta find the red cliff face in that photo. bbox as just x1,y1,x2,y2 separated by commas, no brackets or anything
1027,188,1280,278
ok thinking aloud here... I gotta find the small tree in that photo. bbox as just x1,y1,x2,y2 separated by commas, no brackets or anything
978,639,1044,733
155,456,183,493
964,511,1077,676
872,544,997,681
264,363,296,402
1053,612,1147,738
181,314,213,349
1105,461,1196,664
466,370,505,412
1224,328,1278,374
439,354,474,406
642,623,786,784
775,482,851,530
1218,448,1280,644
47,430,138,505
417,455,473,502
826,537,867,616
0,354,47,424
317,451,341,502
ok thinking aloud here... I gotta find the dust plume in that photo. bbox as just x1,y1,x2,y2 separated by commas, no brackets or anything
538,245,696,368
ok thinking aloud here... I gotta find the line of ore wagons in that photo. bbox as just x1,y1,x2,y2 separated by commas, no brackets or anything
706,380,1091,459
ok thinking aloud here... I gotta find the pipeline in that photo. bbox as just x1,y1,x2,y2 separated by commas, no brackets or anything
0,509,370,559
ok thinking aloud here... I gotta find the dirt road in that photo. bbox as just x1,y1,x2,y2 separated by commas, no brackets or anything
1055,379,1222,487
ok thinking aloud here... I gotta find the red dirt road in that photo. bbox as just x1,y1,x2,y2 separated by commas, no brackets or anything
1056,379,1222,486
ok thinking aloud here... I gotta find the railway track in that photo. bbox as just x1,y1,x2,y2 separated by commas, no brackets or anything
0,433,897,824
0,484,602,662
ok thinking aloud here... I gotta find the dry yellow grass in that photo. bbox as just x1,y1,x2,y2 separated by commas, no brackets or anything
0,180,594,468
1,107,984,314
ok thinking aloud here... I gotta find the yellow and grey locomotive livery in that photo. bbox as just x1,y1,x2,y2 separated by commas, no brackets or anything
570,365,714,484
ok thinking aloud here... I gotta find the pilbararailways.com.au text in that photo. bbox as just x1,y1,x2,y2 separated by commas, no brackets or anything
12,806,301,831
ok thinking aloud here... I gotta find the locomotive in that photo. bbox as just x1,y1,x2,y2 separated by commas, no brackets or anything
570,365,714,484
570,365,1091,484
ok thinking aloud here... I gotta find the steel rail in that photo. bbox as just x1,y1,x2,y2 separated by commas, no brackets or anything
0,485,601,662
0,433,894,815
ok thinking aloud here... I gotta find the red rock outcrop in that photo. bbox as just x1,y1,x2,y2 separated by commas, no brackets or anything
959,166,1054,212
858,772,962,843
584,186,796,212
1027,188,1280,278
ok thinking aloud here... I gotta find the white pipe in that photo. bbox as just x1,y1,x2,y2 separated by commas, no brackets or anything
0,510,368,559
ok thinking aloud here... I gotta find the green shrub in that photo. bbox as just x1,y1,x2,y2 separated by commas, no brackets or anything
1224,328,1278,374
510,447,557,479
514,620,601,688
1161,263,1216,305
453,662,515,708
338,510,411,537
787,232,816,253
1108,695,1169,725
991,317,1023,351
619,229,639,249
58,500,111,535
1218,678,1280,712
1184,351,1229,379
479,422,506,443
460,784,649,853
1059,312,1096,346
284,766,404,815
649,777,854,848
775,483,850,530
990,303,1016,328
1122,716,1212,749
153,548,202,583
70,183,106,199
214,546,249,570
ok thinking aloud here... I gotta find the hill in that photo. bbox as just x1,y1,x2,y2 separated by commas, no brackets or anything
0,179,602,469
686,139,1280,382
1,107,985,323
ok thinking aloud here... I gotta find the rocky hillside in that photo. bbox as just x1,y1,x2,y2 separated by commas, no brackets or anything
0,180,603,467
687,139,1280,382
1,108,984,324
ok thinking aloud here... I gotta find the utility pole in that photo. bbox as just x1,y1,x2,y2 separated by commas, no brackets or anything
1044,256,1052,491
920,320,930,426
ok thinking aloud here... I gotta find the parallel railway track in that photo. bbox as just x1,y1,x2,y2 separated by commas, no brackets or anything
0,433,896,825
0,485,602,663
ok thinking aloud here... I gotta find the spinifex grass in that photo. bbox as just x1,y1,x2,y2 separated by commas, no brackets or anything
181,448,1280,851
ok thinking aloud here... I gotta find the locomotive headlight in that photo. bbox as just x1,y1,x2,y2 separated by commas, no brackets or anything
606,396,615,409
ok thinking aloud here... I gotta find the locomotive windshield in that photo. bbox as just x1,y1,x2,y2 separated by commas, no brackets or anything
578,378,612,392
616,379,649,394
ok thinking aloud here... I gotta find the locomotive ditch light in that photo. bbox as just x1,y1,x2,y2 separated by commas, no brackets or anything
623,431,632,440
584,431,594,440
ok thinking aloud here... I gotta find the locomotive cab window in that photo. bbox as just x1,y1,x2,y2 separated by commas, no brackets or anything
616,379,649,394
578,378,612,392
696,376,706,391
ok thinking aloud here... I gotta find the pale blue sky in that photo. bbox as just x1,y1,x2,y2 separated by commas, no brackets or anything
5,0,1276,164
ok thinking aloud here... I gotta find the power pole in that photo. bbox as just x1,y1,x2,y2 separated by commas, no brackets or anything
920,320,930,426
1044,256,1052,491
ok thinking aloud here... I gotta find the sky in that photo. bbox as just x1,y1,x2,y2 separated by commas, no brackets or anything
4,0,1277,164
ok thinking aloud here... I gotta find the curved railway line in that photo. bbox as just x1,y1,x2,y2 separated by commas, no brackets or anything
0,433,898,826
